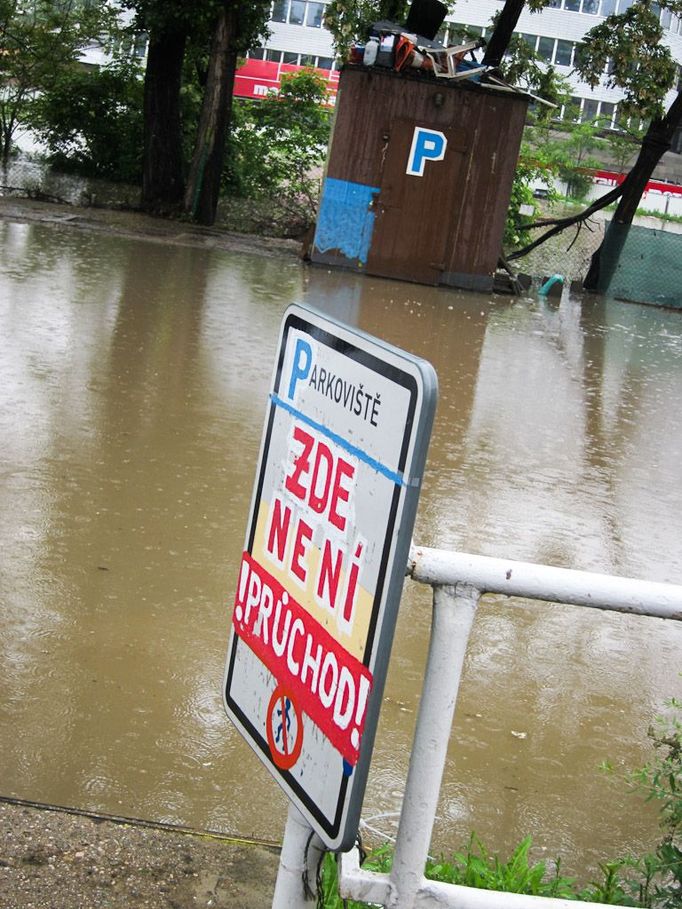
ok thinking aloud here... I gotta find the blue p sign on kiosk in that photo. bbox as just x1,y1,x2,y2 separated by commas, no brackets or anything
406,127,448,177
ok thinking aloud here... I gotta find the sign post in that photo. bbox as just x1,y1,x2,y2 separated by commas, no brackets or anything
223,304,437,851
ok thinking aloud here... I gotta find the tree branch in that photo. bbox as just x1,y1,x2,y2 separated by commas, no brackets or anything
506,181,625,261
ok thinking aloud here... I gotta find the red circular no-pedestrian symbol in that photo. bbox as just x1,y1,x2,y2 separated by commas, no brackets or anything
266,686,304,770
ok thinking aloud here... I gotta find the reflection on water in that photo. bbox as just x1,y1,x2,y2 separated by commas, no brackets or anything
0,219,680,877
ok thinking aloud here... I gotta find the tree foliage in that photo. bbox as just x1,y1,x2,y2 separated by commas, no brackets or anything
323,0,417,57
575,2,681,119
504,157,551,248
225,68,331,234
538,118,607,200
122,0,217,38
0,0,121,162
603,124,645,174
499,33,571,113
30,54,144,182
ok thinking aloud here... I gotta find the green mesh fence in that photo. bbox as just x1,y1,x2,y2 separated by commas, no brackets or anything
592,222,682,308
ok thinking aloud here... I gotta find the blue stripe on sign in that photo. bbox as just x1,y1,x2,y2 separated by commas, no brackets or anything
270,393,407,488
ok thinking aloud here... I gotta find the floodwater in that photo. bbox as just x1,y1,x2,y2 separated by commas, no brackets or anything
1,218,681,880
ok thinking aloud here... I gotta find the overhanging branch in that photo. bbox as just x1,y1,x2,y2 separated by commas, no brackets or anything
507,182,625,261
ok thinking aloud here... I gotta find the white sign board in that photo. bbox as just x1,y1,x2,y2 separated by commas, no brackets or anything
223,304,437,850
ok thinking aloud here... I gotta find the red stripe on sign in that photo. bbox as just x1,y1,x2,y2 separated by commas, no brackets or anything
232,552,373,766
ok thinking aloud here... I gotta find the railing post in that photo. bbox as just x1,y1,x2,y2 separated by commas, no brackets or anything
272,802,325,909
387,582,480,909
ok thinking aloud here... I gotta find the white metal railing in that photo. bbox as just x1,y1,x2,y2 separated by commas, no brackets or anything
274,545,682,909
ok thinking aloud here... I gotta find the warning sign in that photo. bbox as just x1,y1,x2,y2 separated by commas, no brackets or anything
223,304,436,851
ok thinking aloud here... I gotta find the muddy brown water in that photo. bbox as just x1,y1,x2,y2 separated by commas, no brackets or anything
1,218,681,880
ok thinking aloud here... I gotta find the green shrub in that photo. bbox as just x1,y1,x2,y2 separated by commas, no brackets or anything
31,56,144,183
319,835,577,908
618,698,681,908
224,69,332,237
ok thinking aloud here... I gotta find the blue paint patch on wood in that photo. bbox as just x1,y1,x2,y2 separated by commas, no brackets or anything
314,178,381,266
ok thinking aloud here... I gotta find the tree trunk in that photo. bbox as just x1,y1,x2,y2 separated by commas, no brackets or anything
184,4,237,226
1,126,10,166
482,0,526,68
584,90,682,290
142,24,187,213
1,99,20,166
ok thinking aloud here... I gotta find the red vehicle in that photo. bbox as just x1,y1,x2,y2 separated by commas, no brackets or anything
234,58,339,104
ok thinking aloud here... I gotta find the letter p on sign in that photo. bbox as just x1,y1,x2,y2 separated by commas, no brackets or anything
406,127,447,177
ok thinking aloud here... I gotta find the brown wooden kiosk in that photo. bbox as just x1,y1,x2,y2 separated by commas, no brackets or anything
311,65,529,291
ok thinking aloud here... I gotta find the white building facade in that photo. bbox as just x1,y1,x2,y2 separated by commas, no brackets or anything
253,0,682,133
449,0,682,129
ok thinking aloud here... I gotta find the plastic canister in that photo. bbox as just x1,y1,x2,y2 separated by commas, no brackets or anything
363,37,379,66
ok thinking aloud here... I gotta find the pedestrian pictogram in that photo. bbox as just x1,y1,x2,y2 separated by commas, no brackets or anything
266,686,303,770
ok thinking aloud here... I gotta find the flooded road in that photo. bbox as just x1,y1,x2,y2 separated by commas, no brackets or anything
1,217,680,879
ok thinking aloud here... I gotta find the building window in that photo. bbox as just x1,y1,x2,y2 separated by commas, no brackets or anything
599,101,615,127
538,0,641,12
249,47,266,59
289,1,305,25
317,56,334,69
132,32,148,57
448,23,479,42
271,0,288,22
266,48,282,62
555,39,573,66
306,1,325,27
271,0,327,27
537,36,555,61
569,96,583,120
583,98,599,120
615,107,630,130
282,51,299,63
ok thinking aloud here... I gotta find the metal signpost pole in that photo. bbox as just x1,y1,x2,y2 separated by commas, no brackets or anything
272,803,325,909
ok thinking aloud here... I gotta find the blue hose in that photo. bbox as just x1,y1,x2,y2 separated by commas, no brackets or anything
538,274,564,296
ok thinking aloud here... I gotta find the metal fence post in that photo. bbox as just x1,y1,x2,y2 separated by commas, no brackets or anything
272,802,325,909
387,582,480,909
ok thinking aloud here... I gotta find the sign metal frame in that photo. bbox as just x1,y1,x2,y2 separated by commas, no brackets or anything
223,304,437,851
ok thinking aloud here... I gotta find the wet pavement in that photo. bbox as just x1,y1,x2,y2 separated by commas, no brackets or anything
0,798,279,909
